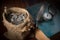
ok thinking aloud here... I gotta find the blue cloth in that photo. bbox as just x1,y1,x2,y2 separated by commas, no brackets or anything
26,3,60,37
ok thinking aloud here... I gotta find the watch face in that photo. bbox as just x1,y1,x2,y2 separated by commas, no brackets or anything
5,11,27,25
10,13,26,25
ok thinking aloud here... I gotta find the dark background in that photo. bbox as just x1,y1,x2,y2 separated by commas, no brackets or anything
0,0,60,40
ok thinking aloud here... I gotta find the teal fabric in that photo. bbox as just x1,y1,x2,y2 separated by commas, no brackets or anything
26,3,60,37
